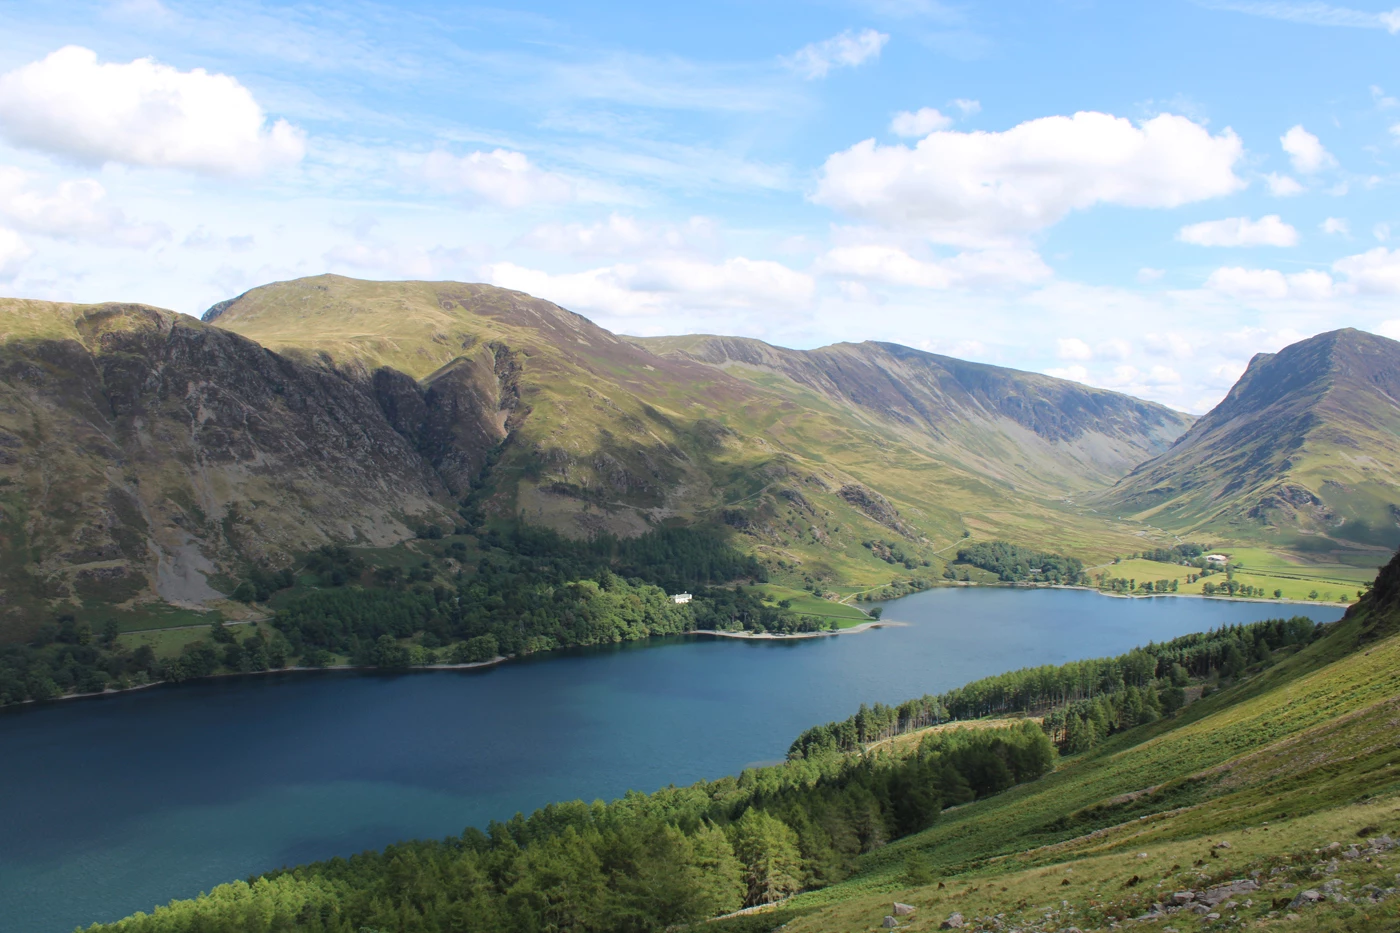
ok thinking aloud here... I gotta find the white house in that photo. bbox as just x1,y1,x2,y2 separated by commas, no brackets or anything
671,592,692,604
1206,554,1230,564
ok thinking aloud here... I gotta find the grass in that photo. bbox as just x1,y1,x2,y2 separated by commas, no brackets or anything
1097,556,1373,603
750,584,871,626
774,606,1400,932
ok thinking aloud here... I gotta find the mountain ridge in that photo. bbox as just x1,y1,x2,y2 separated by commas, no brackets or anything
1100,327,1400,554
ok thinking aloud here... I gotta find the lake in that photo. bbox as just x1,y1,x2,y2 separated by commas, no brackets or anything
0,588,1344,933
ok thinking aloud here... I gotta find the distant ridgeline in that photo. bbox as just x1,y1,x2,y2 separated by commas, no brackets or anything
0,524,817,705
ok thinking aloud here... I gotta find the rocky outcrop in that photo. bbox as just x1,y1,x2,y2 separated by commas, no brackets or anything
0,300,511,639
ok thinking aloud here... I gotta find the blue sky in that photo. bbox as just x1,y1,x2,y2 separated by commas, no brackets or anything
0,0,1398,411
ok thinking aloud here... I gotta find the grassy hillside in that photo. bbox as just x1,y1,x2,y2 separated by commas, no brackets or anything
1101,329,1400,567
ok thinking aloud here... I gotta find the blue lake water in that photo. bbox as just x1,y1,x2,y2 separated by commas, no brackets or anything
0,588,1344,933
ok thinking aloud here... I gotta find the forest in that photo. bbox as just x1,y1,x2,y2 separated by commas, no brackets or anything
951,542,1085,583
81,721,1055,933
786,615,1319,759
0,525,799,705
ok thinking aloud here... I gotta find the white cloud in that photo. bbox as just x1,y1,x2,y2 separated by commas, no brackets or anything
1321,217,1350,235
1046,364,1089,383
1136,267,1165,283
487,256,815,318
1377,319,1400,339
783,29,889,79
1145,332,1194,358
1207,2,1400,33
517,214,717,258
1096,338,1133,361
1265,172,1305,196
1333,247,1400,293
1177,214,1298,247
0,228,31,278
1204,266,1335,300
890,107,953,137
813,112,1245,247
816,243,1052,289
1375,222,1392,242
1373,85,1400,109
1056,337,1092,360
417,149,574,207
0,46,304,176
0,166,167,246
951,98,981,115
1281,125,1337,174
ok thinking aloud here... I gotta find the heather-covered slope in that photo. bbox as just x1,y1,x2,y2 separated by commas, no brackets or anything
1100,328,1400,556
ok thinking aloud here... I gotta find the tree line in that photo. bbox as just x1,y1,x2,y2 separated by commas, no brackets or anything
787,615,1320,759
0,525,792,705
952,542,1085,584
80,722,1054,933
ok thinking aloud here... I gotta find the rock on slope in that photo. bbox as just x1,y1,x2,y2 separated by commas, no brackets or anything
1099,328,1400,553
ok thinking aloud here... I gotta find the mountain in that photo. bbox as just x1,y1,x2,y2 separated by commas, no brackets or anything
1100,328,1400,555
0,275,1193,636
206,275,1192,565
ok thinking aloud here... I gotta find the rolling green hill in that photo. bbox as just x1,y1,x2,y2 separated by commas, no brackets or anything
1100,328,1400,562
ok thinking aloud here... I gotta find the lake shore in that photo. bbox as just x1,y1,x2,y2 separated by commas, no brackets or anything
692,620,908,639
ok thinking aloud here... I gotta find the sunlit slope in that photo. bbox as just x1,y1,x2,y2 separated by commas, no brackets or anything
782,552,1400,932
0,299,453,640
208,276,1193,574
1100,328,1400,560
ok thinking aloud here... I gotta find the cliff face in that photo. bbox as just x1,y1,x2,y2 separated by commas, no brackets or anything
0,300,513,639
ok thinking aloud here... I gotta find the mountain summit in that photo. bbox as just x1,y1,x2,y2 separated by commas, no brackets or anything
1100,328,1400,552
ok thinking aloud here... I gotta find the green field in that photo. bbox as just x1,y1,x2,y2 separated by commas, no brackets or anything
749,584,871,627
1098,553,1376,603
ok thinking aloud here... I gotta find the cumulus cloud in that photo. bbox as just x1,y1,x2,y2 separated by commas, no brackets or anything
951,98,981,115
783,29,889,79
0,228,31,278
1055,337,1092,360
816,243,1052,289
890,107,953,137
1281,125,1337,174
0,166,167,246
1045,364,1088,383
812,112,1245,247
1177,214,1298,247
516,214,717,258
0,46,305,175
1377,319,1400,339
417,149,574,207
1265,172,1304,196
1332,247,1400,294
1204,266,1335,300
1321,217,1350,235
487,257,814,318
1144,331,1194,358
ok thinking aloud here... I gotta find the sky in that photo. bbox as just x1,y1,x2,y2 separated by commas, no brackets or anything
0,1,1398,413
